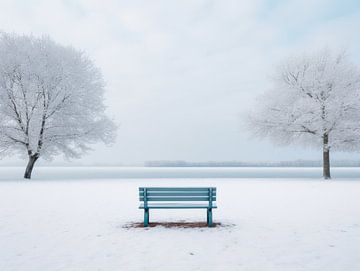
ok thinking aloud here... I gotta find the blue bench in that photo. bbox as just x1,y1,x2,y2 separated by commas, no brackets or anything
139,187,217,227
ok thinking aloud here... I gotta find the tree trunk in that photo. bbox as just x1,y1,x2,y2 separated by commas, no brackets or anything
24,155,39,179
323,134,331,179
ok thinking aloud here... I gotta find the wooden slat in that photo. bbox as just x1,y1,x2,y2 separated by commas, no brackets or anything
139,187,216,191
139,197,216,201
139,203,218,209
139,196,216,201
139,191,216,196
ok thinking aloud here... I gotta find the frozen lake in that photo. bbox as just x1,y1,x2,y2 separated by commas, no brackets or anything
1,166,360,180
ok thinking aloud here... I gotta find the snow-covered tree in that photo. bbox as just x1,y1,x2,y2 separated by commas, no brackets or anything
249,49,360,179
0,33,116,179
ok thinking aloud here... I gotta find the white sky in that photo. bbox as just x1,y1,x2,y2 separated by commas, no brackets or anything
1,0,360,165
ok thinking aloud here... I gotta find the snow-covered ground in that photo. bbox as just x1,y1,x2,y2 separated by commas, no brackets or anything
1,170,360,270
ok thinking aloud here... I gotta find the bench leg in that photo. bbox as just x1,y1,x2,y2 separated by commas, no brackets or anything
144,209,149,227
207,208,213,227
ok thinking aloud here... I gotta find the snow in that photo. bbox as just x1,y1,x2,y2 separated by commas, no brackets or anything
1,169,360,270
249,49,360,153
0,33,115,164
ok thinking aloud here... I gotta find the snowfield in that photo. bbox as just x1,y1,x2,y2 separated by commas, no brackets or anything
1,171,360,270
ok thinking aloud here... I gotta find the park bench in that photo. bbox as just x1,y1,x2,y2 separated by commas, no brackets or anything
139,187,217,227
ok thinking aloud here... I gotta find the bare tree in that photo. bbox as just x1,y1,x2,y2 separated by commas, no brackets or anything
0,33,116,179
249,49,360,179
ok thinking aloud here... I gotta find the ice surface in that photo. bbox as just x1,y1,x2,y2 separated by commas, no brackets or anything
0,168,360,270
1,166,360,180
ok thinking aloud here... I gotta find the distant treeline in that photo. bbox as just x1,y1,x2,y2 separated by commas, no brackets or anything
144,160,360,167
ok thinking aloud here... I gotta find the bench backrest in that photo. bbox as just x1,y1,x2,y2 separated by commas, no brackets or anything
139,187,216,208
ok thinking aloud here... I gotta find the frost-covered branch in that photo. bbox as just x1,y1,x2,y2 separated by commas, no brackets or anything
248,49,360,179
0,33,117,178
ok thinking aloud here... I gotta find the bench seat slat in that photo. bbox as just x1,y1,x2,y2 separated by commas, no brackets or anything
139,187,216,191
139,192,216,196
139,203,217,209
140,198,216,201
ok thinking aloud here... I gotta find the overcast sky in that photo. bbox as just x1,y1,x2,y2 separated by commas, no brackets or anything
1,0,360,165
